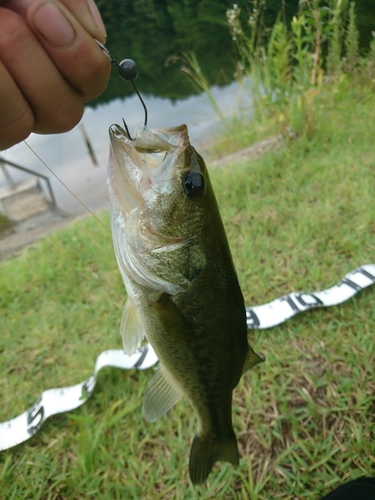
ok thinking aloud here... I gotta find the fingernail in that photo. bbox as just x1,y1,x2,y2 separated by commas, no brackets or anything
33,2,75,47
86,0,107,39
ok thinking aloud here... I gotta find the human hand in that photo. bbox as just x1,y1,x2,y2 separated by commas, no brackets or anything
0,0,111,150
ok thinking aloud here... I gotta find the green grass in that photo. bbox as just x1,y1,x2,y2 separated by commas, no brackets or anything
1,86,375,499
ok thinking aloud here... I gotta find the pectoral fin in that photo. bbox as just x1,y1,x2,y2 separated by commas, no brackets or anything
120,297,146,356
142,364,183,422
242,335,265,374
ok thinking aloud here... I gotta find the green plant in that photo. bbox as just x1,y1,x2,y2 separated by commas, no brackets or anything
326,0,348,76
226,1,266,79
169,52,229,129
0,211,11,236
291,13,313,90
363,31,375,84
344,1,360,71
225,0,372,140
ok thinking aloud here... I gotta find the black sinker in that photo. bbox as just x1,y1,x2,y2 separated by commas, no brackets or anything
118,59,138,82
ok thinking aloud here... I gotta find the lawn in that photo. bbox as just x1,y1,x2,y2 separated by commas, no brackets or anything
0,86,374,499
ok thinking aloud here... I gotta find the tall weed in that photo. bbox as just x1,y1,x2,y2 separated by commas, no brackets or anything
177,1,373,146
344,1,360,71
226,0,373,139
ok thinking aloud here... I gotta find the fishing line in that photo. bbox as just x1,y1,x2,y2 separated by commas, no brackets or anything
24,141,111,233
1,264,374,451
21,44,147,230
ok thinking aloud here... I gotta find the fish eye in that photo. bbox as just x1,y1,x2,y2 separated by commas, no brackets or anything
182,171,205,199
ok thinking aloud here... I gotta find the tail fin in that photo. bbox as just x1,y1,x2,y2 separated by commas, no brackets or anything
189,433,239,485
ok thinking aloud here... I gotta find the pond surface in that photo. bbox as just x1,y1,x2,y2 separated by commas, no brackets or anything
1,81,245,215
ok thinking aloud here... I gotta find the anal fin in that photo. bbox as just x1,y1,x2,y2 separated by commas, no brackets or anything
142,364,183,422
120,297,146,356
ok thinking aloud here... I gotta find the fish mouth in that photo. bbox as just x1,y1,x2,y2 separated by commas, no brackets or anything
107,124,189,218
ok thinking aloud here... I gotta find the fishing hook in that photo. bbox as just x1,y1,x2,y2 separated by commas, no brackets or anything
95,40,148,140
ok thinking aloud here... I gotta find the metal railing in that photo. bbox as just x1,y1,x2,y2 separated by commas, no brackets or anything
0,157,57,207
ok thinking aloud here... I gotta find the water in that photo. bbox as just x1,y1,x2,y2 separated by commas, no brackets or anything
0,81,244,215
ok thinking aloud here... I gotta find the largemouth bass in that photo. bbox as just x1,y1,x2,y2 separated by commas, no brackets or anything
107,123,264,484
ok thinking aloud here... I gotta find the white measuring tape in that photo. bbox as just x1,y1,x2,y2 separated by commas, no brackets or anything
246,264,375,328
1,264,374,451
